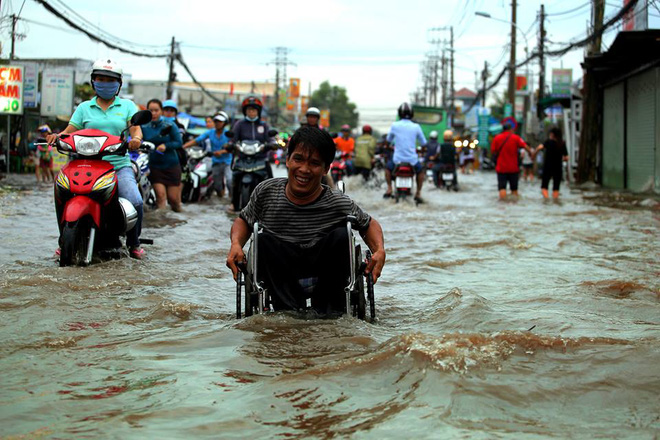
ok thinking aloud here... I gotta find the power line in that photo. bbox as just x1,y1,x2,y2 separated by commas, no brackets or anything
174,53,224,105
546,2,590,16
33,0,169,58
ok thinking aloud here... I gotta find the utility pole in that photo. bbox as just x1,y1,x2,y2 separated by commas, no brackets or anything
537,4,546,119
268,47,296,125
166,36,177,100
441,48,448,109
508,1,517,107
10,14,17,60
449,26,455,123
481,61,489,107
577,0,605,183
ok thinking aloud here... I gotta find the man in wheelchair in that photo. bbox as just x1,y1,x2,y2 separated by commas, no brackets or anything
226,126,386,315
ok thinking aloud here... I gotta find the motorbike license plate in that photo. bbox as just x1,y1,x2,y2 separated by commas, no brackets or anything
442,173,454,180
396,177,413,189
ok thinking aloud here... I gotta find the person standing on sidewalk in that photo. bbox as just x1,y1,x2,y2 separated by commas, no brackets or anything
536,127,569,199
490,122,533,200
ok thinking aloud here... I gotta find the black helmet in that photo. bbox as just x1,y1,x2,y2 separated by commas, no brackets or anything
398,102,413,119
241,95,263,116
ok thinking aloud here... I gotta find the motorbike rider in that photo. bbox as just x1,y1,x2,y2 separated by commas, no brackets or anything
431,130,458,188
46,59,146,259
227,96,274,212
141,98,184,212
226,125,386,314
353,125,377,181
384,103,427,203
303,107,323,129
183,111,232,199
334,125,355,175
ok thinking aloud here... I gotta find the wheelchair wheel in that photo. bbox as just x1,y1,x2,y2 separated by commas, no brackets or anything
244,270,255,317
351,245,367,320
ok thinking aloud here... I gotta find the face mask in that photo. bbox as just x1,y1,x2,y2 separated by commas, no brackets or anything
93,81,120,100
246,116,258,122
162,116,176,122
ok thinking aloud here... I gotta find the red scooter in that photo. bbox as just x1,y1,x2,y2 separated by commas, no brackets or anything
393,162,415,203
51,110,151,266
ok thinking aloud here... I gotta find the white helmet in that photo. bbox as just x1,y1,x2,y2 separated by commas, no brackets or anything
306,107,321,117
91,59,123,81
429,130,438,139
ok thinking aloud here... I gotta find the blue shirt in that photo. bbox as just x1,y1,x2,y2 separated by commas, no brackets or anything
68,96,138,170
387,119,427,165
140,117,183,170
196,129,231,165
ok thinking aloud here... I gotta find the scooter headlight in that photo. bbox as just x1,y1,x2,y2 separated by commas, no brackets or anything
74,136,108,155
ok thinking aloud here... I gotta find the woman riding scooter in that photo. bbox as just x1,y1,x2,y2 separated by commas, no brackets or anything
46,59,146,259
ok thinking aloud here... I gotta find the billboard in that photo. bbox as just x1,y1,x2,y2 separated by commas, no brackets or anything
289,78,300,98
0,65,24,115
41,69,74,117
623,0,648,31
22,63,38,108
320,109,330,128
551,69,572,98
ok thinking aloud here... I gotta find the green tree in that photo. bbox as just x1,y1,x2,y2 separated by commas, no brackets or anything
489,91,507,121
309,81,359,132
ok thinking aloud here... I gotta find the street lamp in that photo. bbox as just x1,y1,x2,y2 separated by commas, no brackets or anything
475,12,530,49
475,11,530,108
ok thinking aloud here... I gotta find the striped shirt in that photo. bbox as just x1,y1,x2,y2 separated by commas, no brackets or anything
239,178,371,248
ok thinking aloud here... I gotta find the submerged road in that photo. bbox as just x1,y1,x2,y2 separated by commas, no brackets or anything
1,170,658,438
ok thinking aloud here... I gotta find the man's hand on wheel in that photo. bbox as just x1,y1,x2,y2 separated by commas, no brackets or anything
226,243,246,281
365,249,385,284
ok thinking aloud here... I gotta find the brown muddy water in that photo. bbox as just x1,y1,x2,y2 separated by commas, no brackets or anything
0,171,659,439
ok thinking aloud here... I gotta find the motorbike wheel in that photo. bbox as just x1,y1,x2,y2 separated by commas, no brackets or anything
181,181,192,203
239,184,251,211
59,221,90,267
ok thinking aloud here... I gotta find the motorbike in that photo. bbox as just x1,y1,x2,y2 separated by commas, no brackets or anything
330,150,351,183
50,110,152,266
393,162,415,203
226,129,278,211
438,163,459,191
181,146,214,203
129,142,156,208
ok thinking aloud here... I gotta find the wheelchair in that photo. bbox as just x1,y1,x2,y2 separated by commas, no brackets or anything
235,216,376,322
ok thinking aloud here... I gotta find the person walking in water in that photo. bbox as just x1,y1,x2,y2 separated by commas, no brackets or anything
536,127,569,199
490,122,533,200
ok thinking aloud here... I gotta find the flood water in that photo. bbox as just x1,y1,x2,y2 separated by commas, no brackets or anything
1,170,659,439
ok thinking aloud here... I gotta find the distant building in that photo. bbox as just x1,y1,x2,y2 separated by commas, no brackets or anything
16,58,92,85
131,81,276,121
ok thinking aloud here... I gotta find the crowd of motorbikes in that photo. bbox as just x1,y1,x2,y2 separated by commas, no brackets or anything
46,109,477,266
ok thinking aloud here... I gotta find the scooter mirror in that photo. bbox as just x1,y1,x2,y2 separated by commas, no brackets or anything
131,110,152,126
267,129,278,137
225,131,234,138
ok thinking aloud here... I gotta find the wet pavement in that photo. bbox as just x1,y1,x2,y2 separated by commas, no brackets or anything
0,170,659,439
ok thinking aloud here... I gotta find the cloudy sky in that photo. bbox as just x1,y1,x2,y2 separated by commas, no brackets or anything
1,0,658,127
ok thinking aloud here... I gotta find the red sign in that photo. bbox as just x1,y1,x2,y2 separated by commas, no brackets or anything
0,66,24,114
